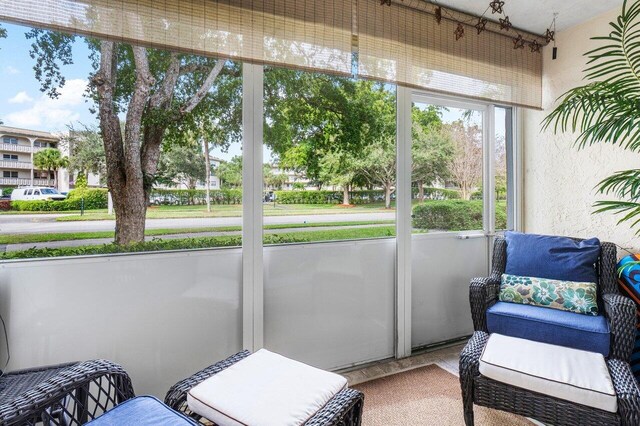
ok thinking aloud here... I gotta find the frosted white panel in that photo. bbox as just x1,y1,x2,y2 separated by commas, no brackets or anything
0,248,242,396
411,234,488,348
264,239,395,370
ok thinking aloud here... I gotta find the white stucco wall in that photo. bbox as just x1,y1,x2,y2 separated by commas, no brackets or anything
523,6,640,252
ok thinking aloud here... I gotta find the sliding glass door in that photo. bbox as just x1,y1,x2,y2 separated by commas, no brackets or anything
404,94,516,351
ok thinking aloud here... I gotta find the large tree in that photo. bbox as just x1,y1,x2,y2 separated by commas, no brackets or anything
64,123,106,183
264,69,393,205
157,143,206,190
216,155,243,189
27,29,241,244
449,120,483,200
411,106,454,201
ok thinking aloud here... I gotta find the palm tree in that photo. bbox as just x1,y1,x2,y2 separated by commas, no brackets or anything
33,148,68,189
543,0,640,233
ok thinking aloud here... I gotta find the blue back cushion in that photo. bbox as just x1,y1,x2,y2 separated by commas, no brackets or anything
504,232,600,283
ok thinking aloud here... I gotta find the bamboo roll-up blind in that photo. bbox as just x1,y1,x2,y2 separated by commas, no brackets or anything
0,0,355,76
357,0,542,108
0,0,543,108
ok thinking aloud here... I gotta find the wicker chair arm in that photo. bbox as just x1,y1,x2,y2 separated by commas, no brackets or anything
0,359,135,426
603,292,636,361
469,276,500,332
305,388,364,426
608,358,640,426
459,331,488,379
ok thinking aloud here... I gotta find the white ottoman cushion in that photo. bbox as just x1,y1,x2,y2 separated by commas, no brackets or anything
479,333,617,413
187,349,348,426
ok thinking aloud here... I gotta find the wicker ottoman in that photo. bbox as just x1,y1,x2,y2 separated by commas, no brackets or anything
460,331,640,426
165,350,364,426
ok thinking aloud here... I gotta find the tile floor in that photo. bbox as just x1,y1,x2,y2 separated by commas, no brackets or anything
342,342,464,386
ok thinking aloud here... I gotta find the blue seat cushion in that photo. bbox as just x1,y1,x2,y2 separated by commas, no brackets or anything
486,302,610,356
87,396,198,426
505,231,600,283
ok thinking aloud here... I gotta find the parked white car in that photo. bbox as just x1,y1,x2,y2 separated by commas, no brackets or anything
11,187,66,201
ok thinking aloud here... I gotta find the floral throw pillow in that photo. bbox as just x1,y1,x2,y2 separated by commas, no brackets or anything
499,274,598,316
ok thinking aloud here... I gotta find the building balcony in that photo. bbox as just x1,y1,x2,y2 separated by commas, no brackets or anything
33,145,56,152
0,177,54,186
0,144,32,154
0,160,32,170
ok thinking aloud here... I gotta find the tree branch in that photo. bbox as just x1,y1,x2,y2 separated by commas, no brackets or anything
180,58,227,115
93,40,125,186
124,45,154,180
149,52,180,109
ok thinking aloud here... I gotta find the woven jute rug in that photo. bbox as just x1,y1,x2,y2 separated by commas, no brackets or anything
353,364,532,425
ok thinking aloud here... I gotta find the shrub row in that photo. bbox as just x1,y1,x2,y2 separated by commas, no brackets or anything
10,189,108,212
150,188,242,205
412,200,507,231
414,187,461,200
0,234,314,260
274,190,389,204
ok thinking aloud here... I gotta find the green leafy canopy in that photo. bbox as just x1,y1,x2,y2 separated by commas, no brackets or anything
542,0,640,233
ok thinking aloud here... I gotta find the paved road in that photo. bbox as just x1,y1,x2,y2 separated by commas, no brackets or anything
0,212,396,234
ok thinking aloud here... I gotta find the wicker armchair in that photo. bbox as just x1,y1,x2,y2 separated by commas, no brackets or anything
0,359,135,426
461,237,640,426
165,350,364,426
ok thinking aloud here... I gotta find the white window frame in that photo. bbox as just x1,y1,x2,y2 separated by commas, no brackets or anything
394,89,520,359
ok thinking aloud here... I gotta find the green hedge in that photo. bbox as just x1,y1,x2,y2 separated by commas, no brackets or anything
412,200,507,231
66,188,108,209
414,187,461,200
11,188,108,212
274,190,386,204
150,188,242,205
0,234,316,260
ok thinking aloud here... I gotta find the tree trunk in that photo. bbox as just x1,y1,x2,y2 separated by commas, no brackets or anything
342,185,350,205
461,185,470,200
203,137,211,213
111,182,146,245
384,184,392,209
418,180,425,202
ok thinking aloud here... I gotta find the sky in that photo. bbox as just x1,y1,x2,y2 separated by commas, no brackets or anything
0,23,97,133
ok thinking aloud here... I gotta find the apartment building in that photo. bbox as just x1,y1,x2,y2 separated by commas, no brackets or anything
0,126,61,190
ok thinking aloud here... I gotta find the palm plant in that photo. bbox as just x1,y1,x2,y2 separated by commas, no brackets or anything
543,0,640,233
33,147,68,189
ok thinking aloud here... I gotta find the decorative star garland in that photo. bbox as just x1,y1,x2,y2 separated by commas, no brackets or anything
379,0,556,54
454,23,465,40
475,17,488,35
499,16,512,31
489,0,505,14
513,34,525,49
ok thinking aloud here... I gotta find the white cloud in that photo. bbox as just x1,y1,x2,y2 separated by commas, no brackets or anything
8,91,33,104
5,79,89,131
4,66,19,75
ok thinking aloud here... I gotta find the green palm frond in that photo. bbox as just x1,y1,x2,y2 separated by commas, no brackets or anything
542,0,640,233
596,168,640,199
593,200,640,232
542,0,640,152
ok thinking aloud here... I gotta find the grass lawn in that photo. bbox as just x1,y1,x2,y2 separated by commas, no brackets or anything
0,220,394,245
49,203,397,221
0,226,399,260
